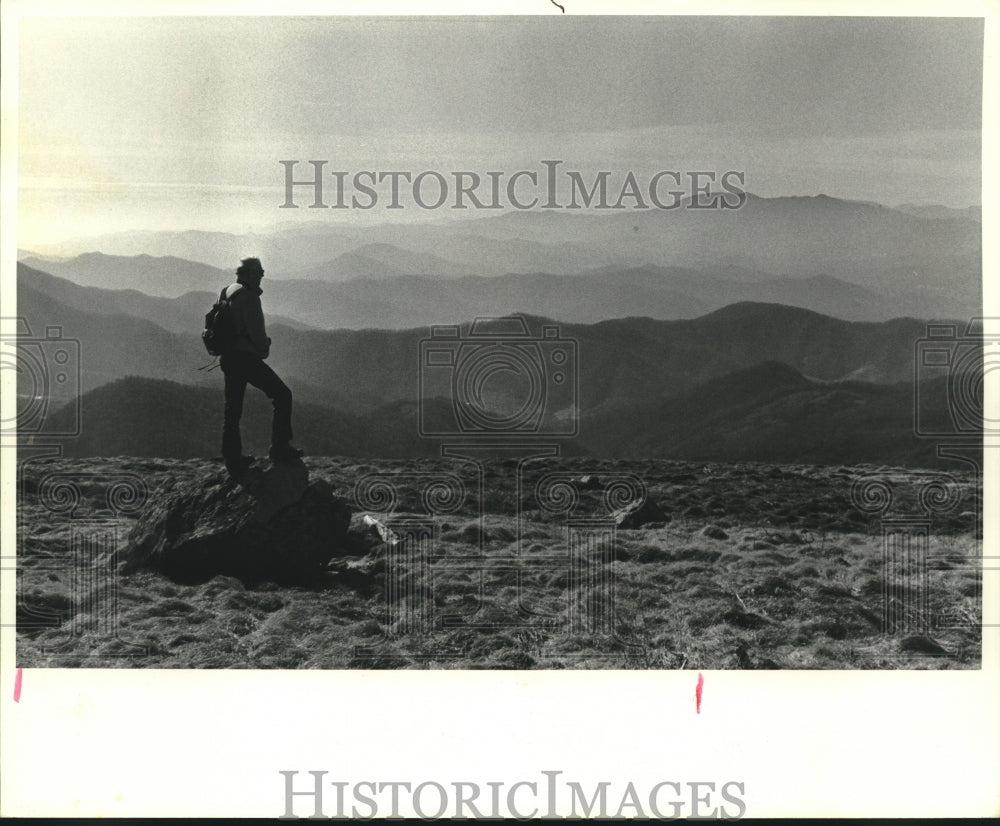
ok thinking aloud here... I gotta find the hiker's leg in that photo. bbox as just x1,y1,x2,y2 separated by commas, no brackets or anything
222,359,249,460
244,358,293,448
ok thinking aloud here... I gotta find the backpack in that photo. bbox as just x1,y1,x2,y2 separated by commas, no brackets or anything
202,284,243,356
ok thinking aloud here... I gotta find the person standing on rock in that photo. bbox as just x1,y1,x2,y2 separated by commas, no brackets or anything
220,257,303,475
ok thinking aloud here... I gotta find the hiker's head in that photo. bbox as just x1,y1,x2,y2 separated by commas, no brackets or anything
236,257,264,285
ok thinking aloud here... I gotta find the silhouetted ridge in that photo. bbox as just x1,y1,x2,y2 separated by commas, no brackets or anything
44,376,435,460
39,365,964,469
575,361,958,468
696,301,839,326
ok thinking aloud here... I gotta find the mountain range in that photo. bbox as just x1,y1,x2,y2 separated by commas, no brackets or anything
579,361,957,467
18,255,971,329
17,262,936,413
13,191,981,466
18,264,311,334
45,365,956,469
14,258,969,467
21,193,980,310
42,376,438,460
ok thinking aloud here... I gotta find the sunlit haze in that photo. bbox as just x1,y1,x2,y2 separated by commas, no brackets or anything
17,15,983,250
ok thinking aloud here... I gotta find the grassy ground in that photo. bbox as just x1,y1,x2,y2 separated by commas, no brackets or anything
15,456,981,669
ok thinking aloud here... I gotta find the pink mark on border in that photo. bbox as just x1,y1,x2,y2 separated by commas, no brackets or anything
14,668,23,702
695,672,704,714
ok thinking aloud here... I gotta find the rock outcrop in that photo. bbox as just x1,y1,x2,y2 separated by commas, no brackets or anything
701,524,729,540
123,459,352,584
612,494,670,528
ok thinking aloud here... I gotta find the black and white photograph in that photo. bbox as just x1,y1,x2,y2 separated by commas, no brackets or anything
2,0,997,818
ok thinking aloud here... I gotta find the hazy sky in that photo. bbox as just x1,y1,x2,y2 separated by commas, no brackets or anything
17,15,983,247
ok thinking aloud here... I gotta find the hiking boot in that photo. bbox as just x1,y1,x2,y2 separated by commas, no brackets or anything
269,444,304,463
225,455,254,475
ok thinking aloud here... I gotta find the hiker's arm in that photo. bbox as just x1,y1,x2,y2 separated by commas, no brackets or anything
245,294,270,358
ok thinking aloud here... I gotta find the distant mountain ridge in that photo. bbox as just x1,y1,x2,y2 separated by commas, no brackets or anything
292,243,472,282
20,252,233,298
22,194,979,308
17,262,940,419
19,256,971,327
18,264,312,334
43,368,957,469
14,191,979,468
578,360,954,467
43,376,436,460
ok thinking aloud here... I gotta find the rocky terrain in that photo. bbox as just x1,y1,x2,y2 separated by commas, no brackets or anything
15,455,981,669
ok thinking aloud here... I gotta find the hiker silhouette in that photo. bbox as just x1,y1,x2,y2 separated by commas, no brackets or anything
219,257,303,474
